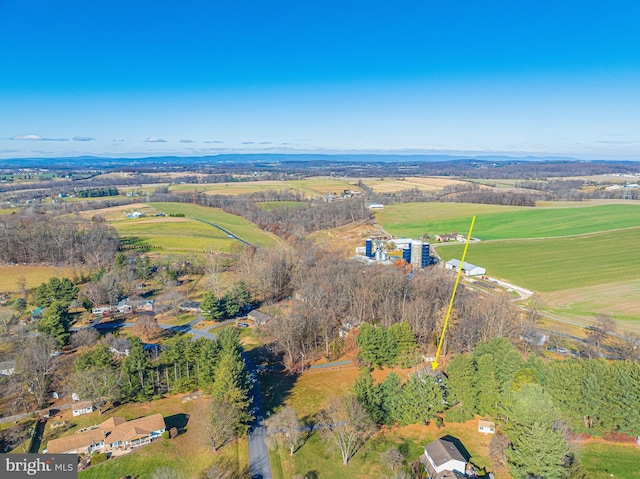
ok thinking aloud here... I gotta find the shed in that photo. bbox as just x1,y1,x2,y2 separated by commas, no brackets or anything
478,420,496,434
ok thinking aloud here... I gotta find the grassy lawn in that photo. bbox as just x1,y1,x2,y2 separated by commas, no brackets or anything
273,420,505,479
377,202,640,240
579,441,640,478
150,202,280,248
116,218,234,251
39,394,246,479
436,227,640,293
0,265,79,292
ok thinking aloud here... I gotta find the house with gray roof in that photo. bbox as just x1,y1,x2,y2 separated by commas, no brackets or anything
420,436,472,479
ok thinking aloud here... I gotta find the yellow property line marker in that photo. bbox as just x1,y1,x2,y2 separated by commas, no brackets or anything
431,215,476,371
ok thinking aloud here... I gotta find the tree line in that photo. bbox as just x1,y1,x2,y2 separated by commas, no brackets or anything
0,212,119,268
261,246,523,369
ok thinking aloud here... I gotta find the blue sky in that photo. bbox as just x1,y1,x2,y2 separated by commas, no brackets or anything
1,0,639,159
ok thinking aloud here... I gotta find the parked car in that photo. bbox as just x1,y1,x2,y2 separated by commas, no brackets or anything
237,322,249,328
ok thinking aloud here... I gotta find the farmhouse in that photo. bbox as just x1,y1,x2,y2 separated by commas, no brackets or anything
445,259,486,277
434,232,458,242
46,413,166,455
420,437,472,479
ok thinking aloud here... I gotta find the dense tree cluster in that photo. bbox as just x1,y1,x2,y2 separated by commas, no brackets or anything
0,213,119,268
354,368,446,427
200,281,251,321
356,322,419,369
77,187,119,198
349,338,639,479
261,246,523,369
149,189,372,239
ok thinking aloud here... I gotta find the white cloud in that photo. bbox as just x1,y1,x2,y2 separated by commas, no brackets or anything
180,139,195,143
73,136,95,142
202,140,223,144
145,137,166,143
11,134,68,141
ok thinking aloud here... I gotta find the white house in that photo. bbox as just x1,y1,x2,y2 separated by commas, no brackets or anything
421,437,470,479
72,401,94,417
445,259,486,277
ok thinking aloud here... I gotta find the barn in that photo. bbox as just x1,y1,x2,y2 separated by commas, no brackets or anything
445,259,486,277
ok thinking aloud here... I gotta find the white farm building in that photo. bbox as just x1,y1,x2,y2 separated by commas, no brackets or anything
445,259,486,277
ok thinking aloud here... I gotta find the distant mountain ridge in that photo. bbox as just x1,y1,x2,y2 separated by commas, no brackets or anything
0,153,606,169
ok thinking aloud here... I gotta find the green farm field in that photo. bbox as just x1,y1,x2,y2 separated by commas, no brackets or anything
115,218,233,250
436,227,640,293
105,202,280,251
150,203,280,246
376,202,640,240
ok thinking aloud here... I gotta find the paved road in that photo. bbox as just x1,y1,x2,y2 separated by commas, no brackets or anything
243,351,272,479
192,218,254,247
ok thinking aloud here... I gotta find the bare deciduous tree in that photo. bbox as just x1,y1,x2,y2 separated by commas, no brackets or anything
70,328,99,350
316,395,375,465
586,315,616,348
380,447,405,471
150,466,183,479
194,397,239,451
265,405,303,455
72,366,122,414
14,335,58,408
134,314,161,341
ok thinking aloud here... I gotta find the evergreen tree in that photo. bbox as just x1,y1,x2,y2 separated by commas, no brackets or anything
75,343,115,370
135,255,152,280
33,277,79,308
389,321,418,367
474,353,501,415
610,361,640,436
380,372,404,426
505,384,569,479
201,292,224,321
542,360,584,432
353,368,383,424
217,326,242,355
197,338,221,390
445,354,477,420
357,323,396,368
121,337,153,401
37,302,71,346
399,373,445,425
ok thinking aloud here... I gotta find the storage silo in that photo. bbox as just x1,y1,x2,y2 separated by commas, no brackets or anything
365,239,373,258
411,240,423,268
421,242,430,268
402,246,412,263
